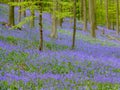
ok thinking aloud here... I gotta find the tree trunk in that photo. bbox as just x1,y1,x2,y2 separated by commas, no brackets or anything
105,0,110,30
57,0,63,28
21,0,26,17
72,0,76,49
30,9,35,28
9,0,15,26
94,0,97,30
89,0,96,38
50,0,57,38
30,0,35,28
80,0,83,21
83,0,87,31
18,0,21,22
39,0,43,51
116,0,119,35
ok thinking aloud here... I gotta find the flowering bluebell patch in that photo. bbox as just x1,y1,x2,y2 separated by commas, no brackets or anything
0,4,120,90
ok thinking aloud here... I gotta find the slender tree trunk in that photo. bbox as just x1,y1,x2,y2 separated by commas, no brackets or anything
21,0,26,17
116,0,119,35
39,0,43,51
18,0,21,22
83,0,87,31
100,0,103,25
9,0,15,26
72,0,76,49
94,0,97,30
105,0,110,30
89,0,96,38
112,0,115,30
57,0,63,28
30,0,35,28
60,18,63,28
30,9,35,28
80,0,83,21
50,0,57,38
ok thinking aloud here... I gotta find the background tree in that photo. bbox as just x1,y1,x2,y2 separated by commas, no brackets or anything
50,0,57,38
9,0,15,26
89,0,96,38
72,0,76,49
18,0,21,22
80,0,83,21
83,0,87,31
116,0,119,35
30,0,35,28
39,0,43,51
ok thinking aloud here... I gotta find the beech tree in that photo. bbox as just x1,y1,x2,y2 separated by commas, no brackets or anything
18,0,21,22
80,0,83,21
89,0,96,38
116,0,119,35
50,0,57,39
105,0,110,30
39,0,43,51
9,0,15,26
83,0,87,31
72,0,76,49
30,0,35,28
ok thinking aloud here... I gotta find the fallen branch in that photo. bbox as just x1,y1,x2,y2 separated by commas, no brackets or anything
106,35,120,42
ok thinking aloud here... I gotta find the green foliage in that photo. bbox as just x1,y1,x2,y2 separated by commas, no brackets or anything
0,48,6,61
6,36,18,45
45,41,68,51
40,61,75,74
0,80,44,90
5,51,28,62
0,36,18,45
0,5,8,15
0,0,8,3
0,80,120,90
51,63,70,74
97,82,119,90
112,68,120,73
0,81,9,90
0,36,4,41
0,49,29,72
11,16,36,30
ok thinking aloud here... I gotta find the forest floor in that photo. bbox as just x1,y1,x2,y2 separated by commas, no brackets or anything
0,4,120,90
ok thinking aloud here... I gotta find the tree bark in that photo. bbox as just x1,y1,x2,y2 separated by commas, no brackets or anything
50,0,57,38
30,0,35,28
30,9,35,28
105,0,110,30
72,0,76,49
39,0,43,51
57,0,63,28
83,0,87,31
21,0,26,17
89,0,96,38
9,0,15,26
80,0,83,21
18,0,21,22
94,0,97,30
116,0,119,35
